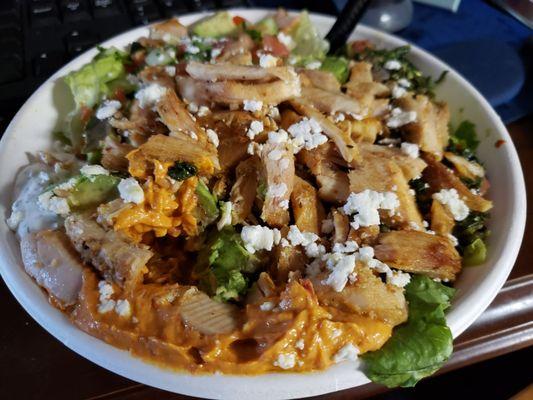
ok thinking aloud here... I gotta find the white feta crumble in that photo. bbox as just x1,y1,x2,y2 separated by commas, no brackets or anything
343,190,399,229
95,100,121,120
210,47,222,60
279,199,290,210
433,188,469,221
331,329,342,339
306,259,322,278
80,164,110,176
267,183,287,198
295,339,305,350
333,113,346,123
97,280,116,314
305,61,322,70
387,107,417,128
38,191,70,216
384,60,402,70
115,299,132,318
197,105,210,117
279,158,290,170
187,102,199,113
164,65,176,76
287,225,319,247
206,128,219,148
267,106,280,119
287,117,328,152
259,301,275,311
246,120,264,139
274,352,296,369
268,149,284,160
243,99,263,112
268,129,288,144
241,225,281,253
118,177,144,204
398,78,411,88
322,253,357,292
333,343,360,363
391,84,407,99
332,240,359,254
387,270,411,288
304,242,326,258
259,53,278,68
277,32,294,49
401,142,420,158
447,233,459,247
217,201,233,231
134,83,167,109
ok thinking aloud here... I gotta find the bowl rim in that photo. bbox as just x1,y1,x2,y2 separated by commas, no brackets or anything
0,8,527,400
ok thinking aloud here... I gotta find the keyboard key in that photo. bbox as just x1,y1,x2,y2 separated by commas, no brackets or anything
188,0,215,10
0,0,21,21
158,0,188,17
66,30,98,56
0,55,24,84
33,51,66,78
30,1,61,27
61,0,91,22
130,1,160,25
92,0,121,18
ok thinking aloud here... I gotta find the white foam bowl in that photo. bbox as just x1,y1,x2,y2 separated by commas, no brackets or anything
0,9,526,400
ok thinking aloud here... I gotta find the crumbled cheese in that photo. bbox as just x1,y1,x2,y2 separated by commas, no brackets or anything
134,84,167,108
246,120,264,139
279,158,290,170
433,188,469,221
343,190,399,229
260,301,274,311
268,149,283,160
306,259,322,277
118,178,144,204
80,164,109,176
398,78,411,88
267,129,288,144
217,201,233,231
206,128,219,148
259,53,278,68
197,106,210,117
332,240,359,254
287,117,328,152
295,339,305,350
322,253,357,292
384,60,402,70
97,280,116,314
391,84,407,99
115,299,132,318
287,225,319,247
38,191,70,216
241,225,281,253
96,100,121,120
267,106,280,119
401,142,419,158
279,199,290,210
333,113,345,123
321,218,334,234
164,65,176,76
267,183,287,198
274,352,296,369
387,107,417,128
333,343,360,363
378,137,401,146
243,99,263,112
304,242,326,258
187,102,199,113
387,270,411,288
447,233,459,247
277,32,294,49
210,47,222,60
305,61,322,70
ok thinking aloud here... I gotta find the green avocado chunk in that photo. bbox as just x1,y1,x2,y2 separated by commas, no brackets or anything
67,174,120,210
191,12,237,38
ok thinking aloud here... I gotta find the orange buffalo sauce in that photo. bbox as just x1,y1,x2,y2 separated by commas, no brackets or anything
71,270,392,374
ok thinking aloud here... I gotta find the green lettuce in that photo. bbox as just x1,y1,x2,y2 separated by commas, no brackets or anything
320,56,350,83
194,227,256,302
288,11,329,66
448,120,480,161
362,275,455,388
64,47,128,109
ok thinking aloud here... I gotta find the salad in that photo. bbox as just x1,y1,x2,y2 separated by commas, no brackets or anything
6,9,492,388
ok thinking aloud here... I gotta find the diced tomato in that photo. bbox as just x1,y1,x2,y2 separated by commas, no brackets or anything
262,35,289,57
80,106,93,124
350,40,372,54
233,15,246,26
113,88,127,103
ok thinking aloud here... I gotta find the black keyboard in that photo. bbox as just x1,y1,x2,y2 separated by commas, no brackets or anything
0,0,338,133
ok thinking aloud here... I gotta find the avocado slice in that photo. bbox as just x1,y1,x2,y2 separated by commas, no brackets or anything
190,12,237,38
254,17,278,36
67,175,120,210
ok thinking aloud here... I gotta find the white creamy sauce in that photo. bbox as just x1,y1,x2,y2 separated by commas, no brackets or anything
7,164,60,238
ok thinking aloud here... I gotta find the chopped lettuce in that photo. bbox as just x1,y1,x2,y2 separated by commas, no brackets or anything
288,11,329,66
190,11,237,38
462,238,487,266
453,211,489,265
254,16,278,36
363,275,455,388
194,227,256,302
320,56,350,83
195,179,219,230
448,120,480,160
64,47,128,109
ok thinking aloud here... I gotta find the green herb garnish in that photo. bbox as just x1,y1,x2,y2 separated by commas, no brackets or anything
168,161,198,181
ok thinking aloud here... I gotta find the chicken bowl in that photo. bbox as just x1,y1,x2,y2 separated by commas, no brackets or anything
0,9,526,400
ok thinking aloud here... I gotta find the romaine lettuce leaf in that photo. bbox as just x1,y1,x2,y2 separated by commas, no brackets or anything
288,11,329,65
362,275,455,388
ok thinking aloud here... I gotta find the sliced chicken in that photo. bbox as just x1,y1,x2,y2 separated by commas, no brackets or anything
230,156,260,224
396,94,450,158
109,100,167,145
290,175,324,234
101,136,134,172
271,243,307,283
299,143,350,204
422,154,493,212
338,117,382,144
186,61,297,83
348,159,424,228
300,69,341,92
218,33,255,61
301,87,361,115
290,99,361,165
332,208,350,243
20,230,84,308
260,141,295,227
430,199,455,236
374,230,462,281
359,142,427,181
443,151,485,181
64,214,153,290
344,62,390,117
312,264,408,326
150,18,188,45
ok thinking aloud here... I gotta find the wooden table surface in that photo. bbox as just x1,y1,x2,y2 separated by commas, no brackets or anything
1,117,532,400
